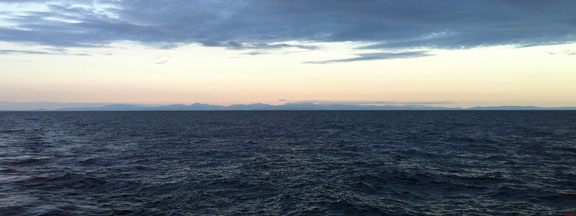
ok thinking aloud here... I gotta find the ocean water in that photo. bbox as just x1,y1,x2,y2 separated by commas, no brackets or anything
0,111,575,215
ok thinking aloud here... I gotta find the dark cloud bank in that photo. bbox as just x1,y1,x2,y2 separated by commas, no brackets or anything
1,0,575,61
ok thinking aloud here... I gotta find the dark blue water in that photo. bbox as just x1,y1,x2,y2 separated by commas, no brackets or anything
1,111,575,215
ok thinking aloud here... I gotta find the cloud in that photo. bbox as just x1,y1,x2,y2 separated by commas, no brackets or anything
1,0,575,57
304,51,430,64
0,49,89,56
0,49,55,55
547,50,576,56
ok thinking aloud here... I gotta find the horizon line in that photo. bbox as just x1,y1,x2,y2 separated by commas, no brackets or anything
1,102,576,111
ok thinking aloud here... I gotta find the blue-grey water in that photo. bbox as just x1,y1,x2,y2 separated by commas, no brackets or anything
1,111,575,215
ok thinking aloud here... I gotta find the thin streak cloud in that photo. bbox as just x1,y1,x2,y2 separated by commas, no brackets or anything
0,49,89,56
304,52,431,64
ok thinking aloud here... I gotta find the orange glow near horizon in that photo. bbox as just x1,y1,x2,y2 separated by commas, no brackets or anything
1,42,575,108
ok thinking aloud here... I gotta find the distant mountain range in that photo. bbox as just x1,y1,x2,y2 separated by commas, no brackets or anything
54,103,457,111
1,102,576,111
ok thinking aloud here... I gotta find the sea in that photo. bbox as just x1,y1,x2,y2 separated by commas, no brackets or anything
0,111,575,215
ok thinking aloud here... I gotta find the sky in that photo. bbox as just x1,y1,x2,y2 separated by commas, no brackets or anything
1,0,575,108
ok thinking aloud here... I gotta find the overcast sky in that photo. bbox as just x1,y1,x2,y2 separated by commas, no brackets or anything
1,0,575,107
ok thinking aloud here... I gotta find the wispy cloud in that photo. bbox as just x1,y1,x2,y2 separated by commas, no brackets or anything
304,51,430,64
244,51,268,56
0,49,89,56
547,50,576,56
0,49,55,55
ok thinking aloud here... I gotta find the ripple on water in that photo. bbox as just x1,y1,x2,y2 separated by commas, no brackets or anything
0,111,575,215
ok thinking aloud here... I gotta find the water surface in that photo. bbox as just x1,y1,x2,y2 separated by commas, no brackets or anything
1,111,575,215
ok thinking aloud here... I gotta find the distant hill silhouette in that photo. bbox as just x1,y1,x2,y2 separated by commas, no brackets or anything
1,102,575,111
